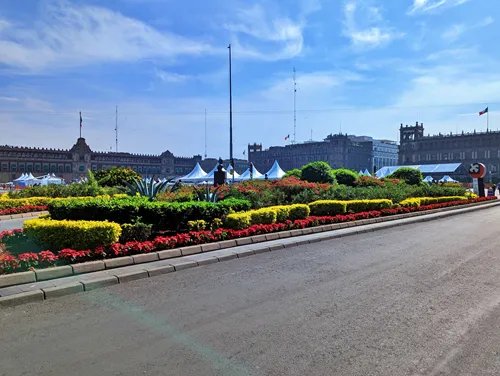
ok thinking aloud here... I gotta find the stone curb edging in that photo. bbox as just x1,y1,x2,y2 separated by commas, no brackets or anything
0,211,48,221
0,199,498,307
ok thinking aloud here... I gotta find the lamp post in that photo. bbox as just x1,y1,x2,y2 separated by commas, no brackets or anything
228,44,234,183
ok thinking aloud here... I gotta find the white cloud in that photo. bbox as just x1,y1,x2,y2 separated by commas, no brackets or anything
441,17,494,41
0,1,216,72
224,4,304,61
155,69,192,83
409,0,471,14
343,1,403,49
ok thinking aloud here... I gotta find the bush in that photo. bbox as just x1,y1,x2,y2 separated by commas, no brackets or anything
250,208,277,225
48,196,252,232
309,200,347,216
187,220,207,232
268,206,291,223
24,218,122,251
6,183,119,199
225,213,251,230
388,167,422,185
283,169,302,179
332,169,359,187
119,222,152,243
345,199,392,213
355,176,384,187
400,196,467,207
288,204,310,220
94,167,142,187
301,162,335,184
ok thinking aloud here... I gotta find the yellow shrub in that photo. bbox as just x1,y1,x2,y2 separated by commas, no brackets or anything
400,196,467,207
345,199,393,213
267,206,290,223
0,194,121,210
288,204,310,220
225,212,251,230
309,200,348,216
24,218,122,251
250,208,277,225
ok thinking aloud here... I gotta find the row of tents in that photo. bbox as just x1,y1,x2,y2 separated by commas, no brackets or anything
178,161,286,183
11,173,63,186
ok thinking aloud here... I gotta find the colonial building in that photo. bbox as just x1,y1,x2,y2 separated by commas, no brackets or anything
399,122,500,178
348,135,399,173
248,134,373,173
0,137,247,182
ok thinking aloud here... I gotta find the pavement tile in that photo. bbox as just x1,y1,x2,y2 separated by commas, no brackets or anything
19,280,57,293
168,260,198,271
71,261,105,275
43,282,84,299
201,243,220,252
278,231,292,239
0,290,44,307
269,244,285,251
235,237,253,246
289,229,304,237
0,285,24,297
81,275,119,291
104,256,134,269
234,249,255,258
301,228,313,235
265,233,280,241
253,246,271,254
132,253,159,264
35,266,73,281
251,234,268,243
109,269,148,283
0,271,36,288
158,249,182,259
144,265,175,277
216,253,238,262
218,240,237,249
180,245,202,256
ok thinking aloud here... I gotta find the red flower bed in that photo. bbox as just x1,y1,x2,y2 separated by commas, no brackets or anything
0,197,496,274
0,205,47,216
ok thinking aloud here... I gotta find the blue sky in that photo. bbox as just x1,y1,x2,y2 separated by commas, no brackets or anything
0,0,499,158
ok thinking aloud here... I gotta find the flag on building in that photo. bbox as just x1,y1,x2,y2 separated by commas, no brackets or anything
243,150,246,155
285,134,290,140
479,107,488,116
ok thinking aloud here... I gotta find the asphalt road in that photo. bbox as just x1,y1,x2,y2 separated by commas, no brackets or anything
0,218,26,231
2,207,500,376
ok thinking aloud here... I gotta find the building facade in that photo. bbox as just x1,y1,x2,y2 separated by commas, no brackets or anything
248,134,373,173
399,122,500,179
348,136,399,173
0,137,247,183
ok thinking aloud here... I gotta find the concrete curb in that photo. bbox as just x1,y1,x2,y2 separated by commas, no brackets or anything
0,199,499,307
0,211,48,221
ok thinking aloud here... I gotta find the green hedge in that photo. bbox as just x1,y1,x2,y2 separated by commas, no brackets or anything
345,199,392,213
47,197,251,232
24,218,122,251
309,200,347,216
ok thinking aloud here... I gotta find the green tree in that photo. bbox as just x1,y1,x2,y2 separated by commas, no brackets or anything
388,167,423,185
283,168,302,179
332,169,359,187
94,167,142,187
300,162,335,184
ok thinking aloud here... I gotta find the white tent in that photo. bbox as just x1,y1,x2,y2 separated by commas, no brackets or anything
14,173,26,182
439,175,458,183
226,164,241,180
358,170,363,175
205,163,227,181
264,160,286,180
238,165,263,181
23,173,36,185
423,176,434,183
177,162,207,183
363,169,371,176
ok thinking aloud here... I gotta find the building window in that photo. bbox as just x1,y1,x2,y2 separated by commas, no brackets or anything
472,151,478,159
65,165,71,172
27,164,33,171
50,164,57,172
10,163,17,171
1,163,8,171
79,165,85,172
485,150,491,159
437,153,442,160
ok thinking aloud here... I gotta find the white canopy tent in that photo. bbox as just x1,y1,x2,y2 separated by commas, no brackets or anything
177,162,208,183
226,164,241,180
264,160,286,180
423,176,434,183
439,175,458,183
238,165,263,181
363,169,371,176
13,173,27,182
205,163,227,181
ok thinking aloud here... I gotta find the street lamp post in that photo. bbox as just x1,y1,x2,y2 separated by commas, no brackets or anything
228,44,234,183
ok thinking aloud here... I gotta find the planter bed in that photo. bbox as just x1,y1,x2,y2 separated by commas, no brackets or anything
0,205,47,216
0,196,495,276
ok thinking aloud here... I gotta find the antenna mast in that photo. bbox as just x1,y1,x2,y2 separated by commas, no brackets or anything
115,105,118,152
293,67,297,144
204,109,207,158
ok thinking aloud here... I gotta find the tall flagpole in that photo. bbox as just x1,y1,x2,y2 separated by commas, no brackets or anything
79,111,82,138
487,105,489,131
228,44,234,183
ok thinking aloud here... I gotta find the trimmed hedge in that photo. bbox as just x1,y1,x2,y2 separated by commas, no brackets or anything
47,196,251,232
225,203,310,229
400,196,467,207
0,194,126,210
289,204,310,220
225,213,252,230
24,218,122,251
250,208,277,225
345,199,392,213
309,199,393,216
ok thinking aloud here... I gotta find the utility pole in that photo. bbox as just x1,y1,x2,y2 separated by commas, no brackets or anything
204,109,207,158
228,44,234,182
115,105,118,152
293,67,297,144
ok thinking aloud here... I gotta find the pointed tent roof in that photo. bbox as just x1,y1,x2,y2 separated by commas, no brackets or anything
363,169,371,176
14,173,26,182
423,175,434,182
226,164,241,179
238,165,263,181
205,163,227,180
265,160,286,180
177,162,207,182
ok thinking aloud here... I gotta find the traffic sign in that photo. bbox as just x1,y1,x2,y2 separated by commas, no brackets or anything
469,162,486,179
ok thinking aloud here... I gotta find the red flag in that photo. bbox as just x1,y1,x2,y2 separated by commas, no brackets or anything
479,107,488,116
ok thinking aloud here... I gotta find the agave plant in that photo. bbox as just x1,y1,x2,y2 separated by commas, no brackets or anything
123,177,177,200
194,184,222,203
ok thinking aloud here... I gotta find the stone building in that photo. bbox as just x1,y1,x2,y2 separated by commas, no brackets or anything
0,137,247,183
348,135,399,173
399,122,500,180
248,133,373,173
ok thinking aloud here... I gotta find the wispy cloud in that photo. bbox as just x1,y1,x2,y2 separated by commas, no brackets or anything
0,1,216,73
408,0,471,15
155,69,192,83
343,1,403,49
442,16,494,41
224,4,304,61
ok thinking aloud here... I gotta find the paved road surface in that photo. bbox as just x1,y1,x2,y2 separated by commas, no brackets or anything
0,218,27,231
2,207,500,376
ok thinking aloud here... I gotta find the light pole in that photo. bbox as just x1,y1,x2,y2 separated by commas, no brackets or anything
228,44,234,183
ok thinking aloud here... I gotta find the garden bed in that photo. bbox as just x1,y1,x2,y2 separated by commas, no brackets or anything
0,196,495,275
0,205,48,216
